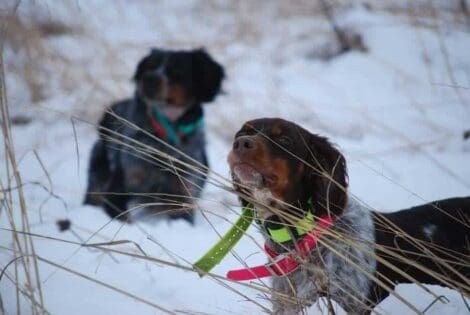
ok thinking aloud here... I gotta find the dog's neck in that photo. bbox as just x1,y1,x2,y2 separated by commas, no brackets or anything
136,96,204,144
137,95,202,125
251,192,318,246
252,188,276,220
255,194,358,252
151,103,202,126
266,196,377,314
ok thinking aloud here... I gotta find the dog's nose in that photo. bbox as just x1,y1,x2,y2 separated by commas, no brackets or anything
233,136,256,153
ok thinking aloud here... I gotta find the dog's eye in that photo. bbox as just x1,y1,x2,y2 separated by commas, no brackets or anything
278,136,293,147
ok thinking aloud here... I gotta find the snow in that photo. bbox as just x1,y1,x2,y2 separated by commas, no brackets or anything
1,1,469,314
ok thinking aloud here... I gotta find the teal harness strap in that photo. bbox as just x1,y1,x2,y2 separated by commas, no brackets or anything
193,204,254,276
152,107,204,145
152,107,180,144
176,117,204,135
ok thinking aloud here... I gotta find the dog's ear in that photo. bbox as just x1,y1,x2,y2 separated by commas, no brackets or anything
304,133,348,217
133,48,163,81
191,48,225,103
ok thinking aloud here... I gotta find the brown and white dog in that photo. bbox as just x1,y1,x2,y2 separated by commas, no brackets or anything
228,118,470,314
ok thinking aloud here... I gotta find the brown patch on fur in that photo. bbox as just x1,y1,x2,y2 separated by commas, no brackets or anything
230,118,348,218
271,124,282,136
166,84,188,107
228,136,266,169
268,158,290,200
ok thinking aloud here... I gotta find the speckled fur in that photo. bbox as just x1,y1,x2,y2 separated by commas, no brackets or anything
84,48,224,222
230,118,470,313
86,98,208,222
263,197,376,315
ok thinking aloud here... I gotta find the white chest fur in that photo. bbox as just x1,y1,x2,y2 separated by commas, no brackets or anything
252,188,276,220
270,197,377,314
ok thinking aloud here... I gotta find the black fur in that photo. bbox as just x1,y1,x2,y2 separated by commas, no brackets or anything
229,118,470,313
84,48,224,223
372,197,470,305
230,117,348,223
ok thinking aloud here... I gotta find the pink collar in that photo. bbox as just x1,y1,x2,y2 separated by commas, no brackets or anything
226,216,334,281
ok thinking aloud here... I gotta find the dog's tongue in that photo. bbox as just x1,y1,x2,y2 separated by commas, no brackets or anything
233,164,263,186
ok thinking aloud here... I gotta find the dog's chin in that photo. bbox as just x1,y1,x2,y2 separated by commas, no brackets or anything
231,163,280,189
141,95,188,122
232,164,264,188
158,105,187,122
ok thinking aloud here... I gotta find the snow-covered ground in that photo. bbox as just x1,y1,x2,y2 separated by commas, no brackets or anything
1,1,469,314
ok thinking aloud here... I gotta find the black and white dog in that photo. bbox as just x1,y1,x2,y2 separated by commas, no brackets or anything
84,48,225,223
228,118,470,314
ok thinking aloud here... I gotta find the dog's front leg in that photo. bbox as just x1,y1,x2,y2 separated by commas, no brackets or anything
271,268,321,315
84,139,111,206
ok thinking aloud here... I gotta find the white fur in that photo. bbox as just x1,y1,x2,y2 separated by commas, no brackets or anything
267,197,377,314
423,224,437,240
253,188,276,219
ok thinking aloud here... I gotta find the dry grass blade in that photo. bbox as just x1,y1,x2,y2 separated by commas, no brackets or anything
0,293,4,315
83,240,148,256
45,113,470,314
37,256,177,315
0,230,286,310
101,110,233,186
426,0,469,109
1,27,47,314
225,124,470,312
0,267,51,315
2,3,469,312
32,150,68,223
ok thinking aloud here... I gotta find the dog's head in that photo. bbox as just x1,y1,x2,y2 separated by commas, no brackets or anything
228,118,348,221
133,48,225,121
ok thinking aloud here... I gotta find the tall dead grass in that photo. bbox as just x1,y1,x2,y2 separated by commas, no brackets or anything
1,1,469,314
1,41,47,314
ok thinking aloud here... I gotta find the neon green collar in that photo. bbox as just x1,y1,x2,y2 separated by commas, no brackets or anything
261,198,315,243
265,210,315,243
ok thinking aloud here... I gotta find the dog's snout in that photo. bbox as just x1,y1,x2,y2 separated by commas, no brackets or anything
233,136,257,153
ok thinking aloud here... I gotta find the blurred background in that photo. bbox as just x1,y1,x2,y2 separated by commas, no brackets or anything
1,1,469,314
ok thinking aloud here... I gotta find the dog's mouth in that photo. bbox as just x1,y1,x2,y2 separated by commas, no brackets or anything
139,82,189,122
142,96,189,122
157,104,187,122
231,162,278,189
232,163,262,187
